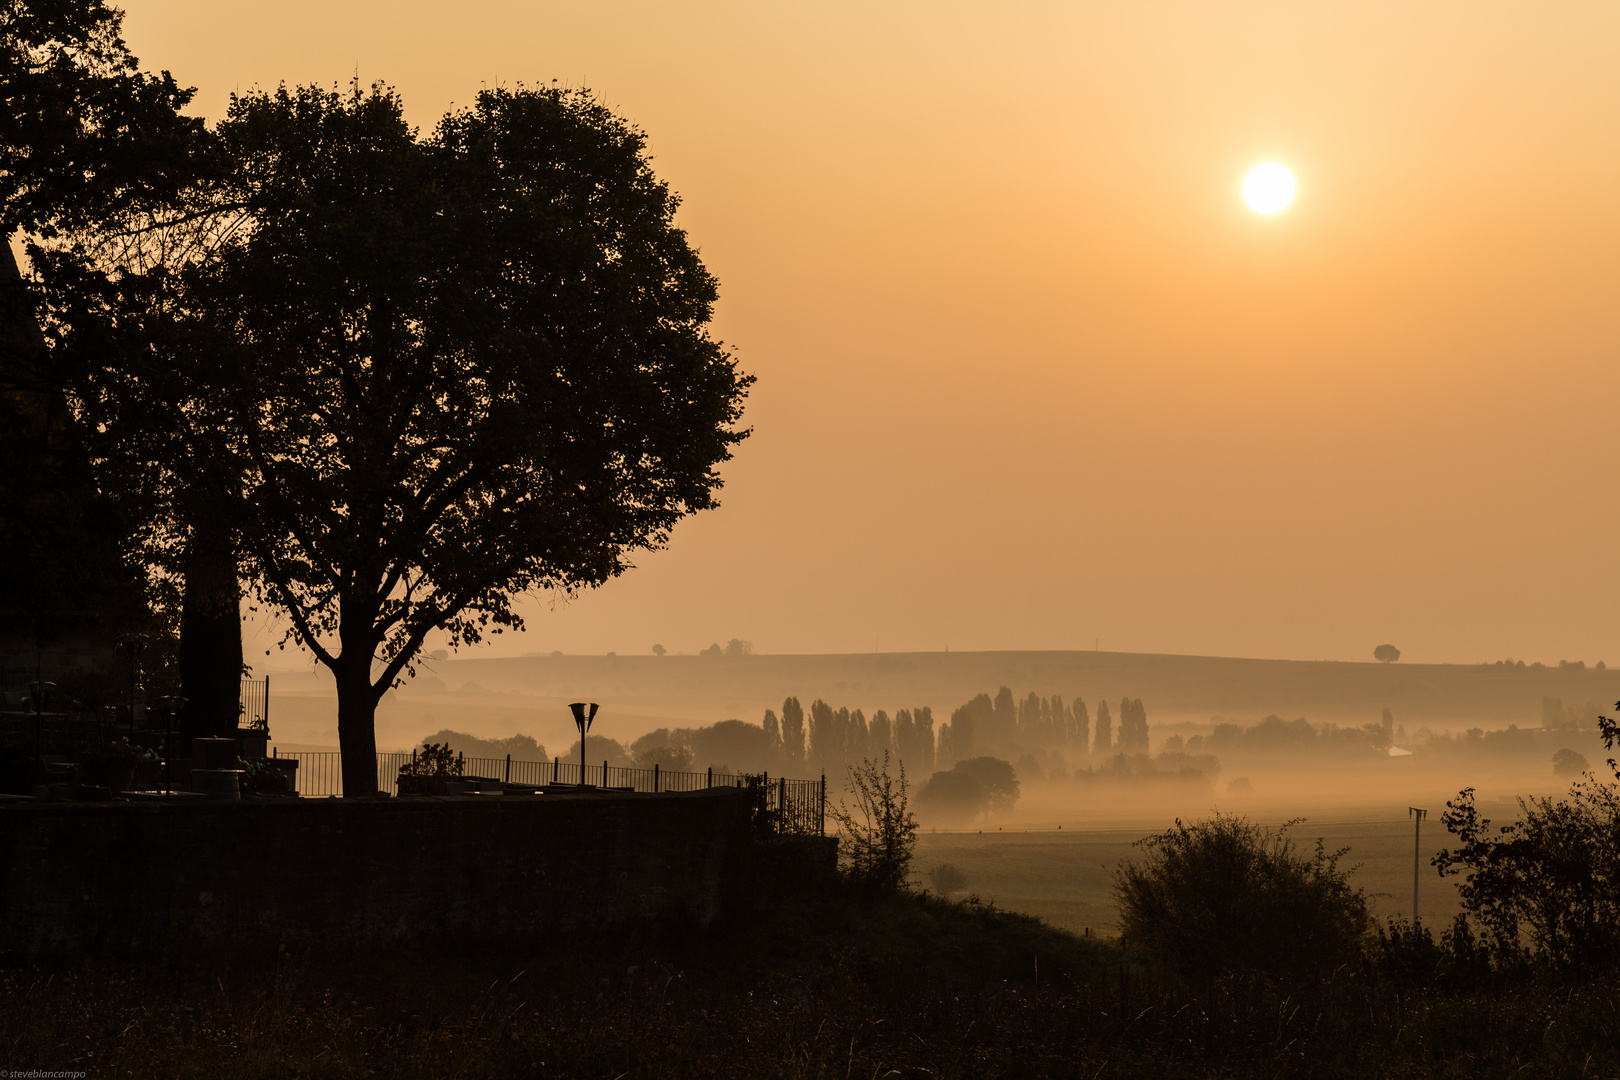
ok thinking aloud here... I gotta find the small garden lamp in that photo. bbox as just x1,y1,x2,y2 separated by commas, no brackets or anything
115,633,150,737
569,702,598,785
159,695,187,795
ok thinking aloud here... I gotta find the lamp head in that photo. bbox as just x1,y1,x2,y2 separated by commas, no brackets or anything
569,701,599,732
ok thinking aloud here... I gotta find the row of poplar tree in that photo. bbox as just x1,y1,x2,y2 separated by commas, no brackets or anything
760,688,1149,777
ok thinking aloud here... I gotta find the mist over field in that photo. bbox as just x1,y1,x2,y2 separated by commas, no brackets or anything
262,646,1614,930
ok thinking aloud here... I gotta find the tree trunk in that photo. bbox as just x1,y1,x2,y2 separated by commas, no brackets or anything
334,653,379,797
178,522,243,742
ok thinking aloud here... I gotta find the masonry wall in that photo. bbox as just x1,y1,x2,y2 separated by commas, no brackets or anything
0,789,752,958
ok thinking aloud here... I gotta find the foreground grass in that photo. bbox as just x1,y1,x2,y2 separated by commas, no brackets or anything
4,886,1620,1078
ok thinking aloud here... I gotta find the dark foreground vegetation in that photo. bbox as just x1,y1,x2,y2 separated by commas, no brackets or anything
4,878,1619,1078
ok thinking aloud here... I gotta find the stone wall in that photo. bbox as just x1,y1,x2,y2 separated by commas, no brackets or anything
0,788,752,958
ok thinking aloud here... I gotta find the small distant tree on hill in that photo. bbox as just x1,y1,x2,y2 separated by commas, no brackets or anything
651,644,666,656
1374,644,1402,664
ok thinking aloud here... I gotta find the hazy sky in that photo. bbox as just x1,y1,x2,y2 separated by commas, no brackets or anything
126,1,1620,665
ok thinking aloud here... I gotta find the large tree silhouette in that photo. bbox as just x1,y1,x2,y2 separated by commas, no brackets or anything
135,83,749,795
2,0,211,670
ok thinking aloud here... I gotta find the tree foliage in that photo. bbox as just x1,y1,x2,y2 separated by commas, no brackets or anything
1374,643,1401,664
1,0,208,650
1427,704,1620,971
1434,783,1620,970
829,751,917,891
50,81,751,793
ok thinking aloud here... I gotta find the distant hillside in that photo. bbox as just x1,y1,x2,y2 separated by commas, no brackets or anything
276,650,1620,750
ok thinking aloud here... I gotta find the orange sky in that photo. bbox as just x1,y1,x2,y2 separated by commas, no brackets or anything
125,1,1620,665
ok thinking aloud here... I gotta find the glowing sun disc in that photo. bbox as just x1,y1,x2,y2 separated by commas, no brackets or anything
1243,162,1295,214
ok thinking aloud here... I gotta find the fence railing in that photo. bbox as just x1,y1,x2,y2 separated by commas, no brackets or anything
239,678,269,731
270,749,826,835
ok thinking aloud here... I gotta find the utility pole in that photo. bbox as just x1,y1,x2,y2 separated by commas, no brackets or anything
1408,806,1427,924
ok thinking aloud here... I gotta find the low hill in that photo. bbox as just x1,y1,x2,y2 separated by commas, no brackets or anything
261,648,1620,757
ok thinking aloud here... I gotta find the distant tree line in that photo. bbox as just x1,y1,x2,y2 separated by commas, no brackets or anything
936,688,1148,764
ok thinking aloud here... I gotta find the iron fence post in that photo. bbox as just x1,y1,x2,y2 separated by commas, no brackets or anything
820,773,826,835
707,766,712,789
505,754,511,783
653,762,659,792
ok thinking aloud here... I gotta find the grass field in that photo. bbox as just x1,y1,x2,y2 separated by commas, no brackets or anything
4,871,1614,1079
915,812,1466,937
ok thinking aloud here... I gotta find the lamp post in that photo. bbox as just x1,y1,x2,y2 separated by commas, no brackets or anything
159,695,187,796
115,633,150,738
569,702,598,787
27,680,54,781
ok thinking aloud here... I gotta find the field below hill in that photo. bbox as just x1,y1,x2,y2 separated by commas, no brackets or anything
915,813,1468,937
262,648,1620,758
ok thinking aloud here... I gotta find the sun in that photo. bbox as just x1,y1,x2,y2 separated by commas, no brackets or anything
1242,162,1296,214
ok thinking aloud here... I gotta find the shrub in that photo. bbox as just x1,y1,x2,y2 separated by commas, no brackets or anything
400,742,463,778
1553,747,1589,777
1428,706,1620,971
952,756,1020,812
927,863,969,894
829,751,917,890
915,769,984,822
1114,814,1371,980
1365,914,1493,988
1435,782,1620,969
237,756,294,796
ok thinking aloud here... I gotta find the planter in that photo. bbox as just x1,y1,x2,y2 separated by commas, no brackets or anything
396,775,448,797
80,761,136,793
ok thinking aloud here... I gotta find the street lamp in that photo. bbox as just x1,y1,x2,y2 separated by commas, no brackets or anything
569,702,599,786
115,633,150,738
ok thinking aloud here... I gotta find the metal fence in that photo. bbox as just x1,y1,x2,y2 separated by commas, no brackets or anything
270,749,826,835
239,678,269,731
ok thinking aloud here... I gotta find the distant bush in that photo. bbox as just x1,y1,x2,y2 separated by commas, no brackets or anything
951,757,1019,812
1114,814,1370,980
926,863,969,894
630,736,694,771
1553,748,1589,777
915,769,984,822
914,757,1019,822
419,729,546,761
